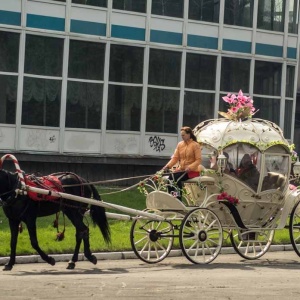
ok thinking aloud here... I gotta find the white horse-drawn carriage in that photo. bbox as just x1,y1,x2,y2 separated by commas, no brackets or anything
130,117,300,264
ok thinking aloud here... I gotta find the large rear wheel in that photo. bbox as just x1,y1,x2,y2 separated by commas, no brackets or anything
179,208,223,264
130,216,174,263
230,229,274,259
289,200,300,256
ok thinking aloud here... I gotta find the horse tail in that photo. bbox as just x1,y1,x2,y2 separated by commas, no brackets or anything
89,184,111,245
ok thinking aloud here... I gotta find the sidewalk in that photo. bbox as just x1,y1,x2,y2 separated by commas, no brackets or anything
0,244,295,265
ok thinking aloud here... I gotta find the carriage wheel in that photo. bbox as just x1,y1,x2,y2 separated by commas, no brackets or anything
289,200,300,256
230,229,274,259
130,216,174,264
179,208,223,264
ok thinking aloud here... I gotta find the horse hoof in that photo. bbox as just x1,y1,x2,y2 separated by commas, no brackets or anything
89,255,97,265
67,261,76,270
48,257,56,266
3,264,13,271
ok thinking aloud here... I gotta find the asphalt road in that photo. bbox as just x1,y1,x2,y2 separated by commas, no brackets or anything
1,250,300,300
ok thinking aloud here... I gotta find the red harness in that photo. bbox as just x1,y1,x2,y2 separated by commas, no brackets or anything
25,174,63,201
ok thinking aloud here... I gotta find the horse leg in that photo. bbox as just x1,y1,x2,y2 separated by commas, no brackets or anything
26,220,55,266
3,219,19,271
66,211,97,269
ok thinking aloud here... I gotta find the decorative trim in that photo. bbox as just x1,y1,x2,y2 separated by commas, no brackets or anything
27,14,65,31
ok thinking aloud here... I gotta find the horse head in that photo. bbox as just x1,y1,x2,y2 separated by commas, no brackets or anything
0,169,20,204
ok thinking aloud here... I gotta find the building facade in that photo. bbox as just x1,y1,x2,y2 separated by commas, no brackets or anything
0,0,299,180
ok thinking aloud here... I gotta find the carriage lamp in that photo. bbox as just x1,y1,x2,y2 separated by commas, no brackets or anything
217,153,227,174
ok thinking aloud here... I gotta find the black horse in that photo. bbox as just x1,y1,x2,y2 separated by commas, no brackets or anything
0,169,111,271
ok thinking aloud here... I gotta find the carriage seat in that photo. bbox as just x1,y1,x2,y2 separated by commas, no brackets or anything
184,175,216,185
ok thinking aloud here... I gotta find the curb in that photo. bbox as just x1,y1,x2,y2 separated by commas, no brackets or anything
0,244,295,265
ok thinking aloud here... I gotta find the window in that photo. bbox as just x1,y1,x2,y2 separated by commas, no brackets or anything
109,45,144,83
107,45,144,131
0,31,19,125
72,0,107,7
68,40,105,80
107,85,142,131
252,97,280,124
67,40,105,129
183,92,214,128
24,35,64,77
254,61,282,96
146,88,179,133
0,75,17,124
224,0,254,27
152,0,184,18
23,35,63,127
22,77,61,127
257,0,286,32
289,0,299,33
185,53,217,90
113,0,147,13
66,82,103,129
0,31,20,72
284,100,293,138
148,49,181,87
188,0,220,23
221,57,250,93
286,65,295,98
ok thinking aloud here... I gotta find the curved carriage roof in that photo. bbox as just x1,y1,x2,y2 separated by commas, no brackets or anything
193,118,290,152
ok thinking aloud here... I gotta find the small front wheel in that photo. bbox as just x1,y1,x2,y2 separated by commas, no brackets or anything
179,208,223,264
130,216,174,264
289,199,300,256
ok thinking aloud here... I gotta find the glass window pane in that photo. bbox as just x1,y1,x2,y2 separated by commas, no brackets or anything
221,57,250,92
148,49,181,87
257,0,285,32
224,0,254,27
284,100,293,138
185,53,216,90
109,45,144,84
25,35,64,77
288,0,299,33
107,85,142,131
66,81,103,129
252,97,280,124
286,65,295,98
113,0,146,13
72,0,107,7
152,0,184,18
69,40,105,80
0,75,17,124
183,92,214,128
146,88,179,133
254,61,282,96
189,0,220,23
0,31,20,72
22,77,61,127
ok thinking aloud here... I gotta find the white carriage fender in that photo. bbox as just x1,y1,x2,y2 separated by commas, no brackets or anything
277,188,300,229
20,186,166,222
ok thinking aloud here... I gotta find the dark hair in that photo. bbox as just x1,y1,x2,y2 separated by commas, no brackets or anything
181,126,197,142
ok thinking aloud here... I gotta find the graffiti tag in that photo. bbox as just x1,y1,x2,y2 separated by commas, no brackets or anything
149,136,165,152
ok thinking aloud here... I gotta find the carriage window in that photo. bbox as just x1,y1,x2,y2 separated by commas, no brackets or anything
262,154,289,191
223,144,261,191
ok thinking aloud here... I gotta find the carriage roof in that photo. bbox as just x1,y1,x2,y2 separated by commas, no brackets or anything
193,118,291,153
